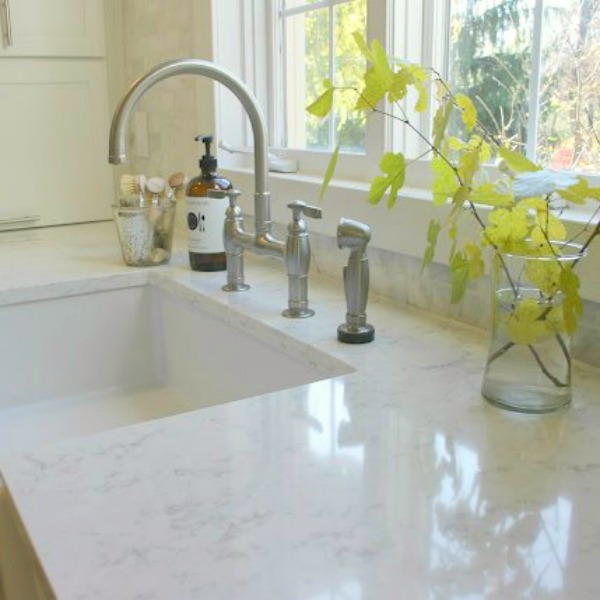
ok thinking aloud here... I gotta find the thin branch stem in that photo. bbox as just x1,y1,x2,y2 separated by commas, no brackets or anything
486,341,515,366
565,204,600,245
555,333,572,378
527,344,569,388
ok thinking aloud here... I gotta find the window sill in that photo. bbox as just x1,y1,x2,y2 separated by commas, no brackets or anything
222,166,600,303
224,165,595,224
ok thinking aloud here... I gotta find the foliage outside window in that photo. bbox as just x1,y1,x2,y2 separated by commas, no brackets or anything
279,0,367,153
448,0,600,172
276,0,600,175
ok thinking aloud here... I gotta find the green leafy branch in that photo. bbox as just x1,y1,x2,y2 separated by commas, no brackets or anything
307,33,600,388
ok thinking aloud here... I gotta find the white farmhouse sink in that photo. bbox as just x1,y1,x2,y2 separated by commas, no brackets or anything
0,283,351,456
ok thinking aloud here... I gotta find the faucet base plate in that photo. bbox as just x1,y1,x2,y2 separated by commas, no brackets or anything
337,323,375,344
282,308,315,319
222,283,250,292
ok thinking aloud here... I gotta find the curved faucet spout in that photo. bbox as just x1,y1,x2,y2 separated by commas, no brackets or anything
108,58,269,196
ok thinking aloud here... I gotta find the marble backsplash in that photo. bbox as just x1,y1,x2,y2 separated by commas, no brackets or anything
306,229,600,369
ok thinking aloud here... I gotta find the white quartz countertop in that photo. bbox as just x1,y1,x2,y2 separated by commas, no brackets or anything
2,222,600,599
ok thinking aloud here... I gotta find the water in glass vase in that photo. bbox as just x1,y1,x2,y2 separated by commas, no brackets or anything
481,242,586,414
482,287,572,413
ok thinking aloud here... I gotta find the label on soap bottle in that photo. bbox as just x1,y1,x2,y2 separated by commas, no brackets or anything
185,195,228,253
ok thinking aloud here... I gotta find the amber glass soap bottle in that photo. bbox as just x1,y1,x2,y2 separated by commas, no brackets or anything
185,135,232,271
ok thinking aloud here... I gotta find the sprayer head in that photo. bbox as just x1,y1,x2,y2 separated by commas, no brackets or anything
337,218,371,253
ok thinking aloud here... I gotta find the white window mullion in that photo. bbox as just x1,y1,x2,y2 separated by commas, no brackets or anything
328,1,336,150
266,0,283,147
390,0,427,157
526,0,545,161
281,0,290,147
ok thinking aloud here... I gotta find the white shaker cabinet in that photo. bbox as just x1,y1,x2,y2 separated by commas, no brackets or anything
0,0,105,57
0,60,113,228
0,0,113,229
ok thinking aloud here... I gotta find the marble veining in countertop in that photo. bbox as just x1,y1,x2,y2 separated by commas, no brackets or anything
1,222,600,599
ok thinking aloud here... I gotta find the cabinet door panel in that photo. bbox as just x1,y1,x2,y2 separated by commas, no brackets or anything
0,0,105,57
0,60,113,229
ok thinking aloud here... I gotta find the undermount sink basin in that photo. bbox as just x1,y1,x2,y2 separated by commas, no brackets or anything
0,283,351,456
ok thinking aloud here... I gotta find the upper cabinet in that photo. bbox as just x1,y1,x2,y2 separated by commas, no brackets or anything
0,0,105,57
0,0,113,230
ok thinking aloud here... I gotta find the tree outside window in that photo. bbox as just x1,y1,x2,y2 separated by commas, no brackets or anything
448,0,600,172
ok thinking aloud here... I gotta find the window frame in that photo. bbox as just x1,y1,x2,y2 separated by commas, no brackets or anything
265,0,388,181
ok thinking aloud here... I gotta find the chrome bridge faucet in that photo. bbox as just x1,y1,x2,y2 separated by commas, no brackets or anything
108,59,320,318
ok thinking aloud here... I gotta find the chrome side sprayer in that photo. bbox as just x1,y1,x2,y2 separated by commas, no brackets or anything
337,218,374,343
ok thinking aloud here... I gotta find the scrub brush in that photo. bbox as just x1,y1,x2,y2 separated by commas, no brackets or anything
145,177,166,204
146,177,167,229
120,174,146,196
168,171,186,202
119,174,146,207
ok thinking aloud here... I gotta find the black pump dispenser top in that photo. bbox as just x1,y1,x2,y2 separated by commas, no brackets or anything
195,134,217,174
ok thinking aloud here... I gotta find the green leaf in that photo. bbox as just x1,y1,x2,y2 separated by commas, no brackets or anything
470,183,513,207
448,136,467,151
389,68,412,103
450,251,470,304
506,298,552,345
380,152,403,173
455,93,477,132
369,176,389,204
421,218,441,271
458,146,481,186
498,147,541,174
558,177,600,204
464,240,484,279
371,39,394,89
525,259,561,296
432,101,453,149
352,35,393,110
368,152,406,207
352,31,372,61
483,206,531,252
306,83,334,118
319,142,340,202
452,185,470,210
560,267,583,334
355,68,387,111
432,156,459,206
413,78,428,113
407,65,429,112
448,223,458,260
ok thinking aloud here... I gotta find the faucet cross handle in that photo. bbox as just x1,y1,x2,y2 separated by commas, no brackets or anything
287,200,322,221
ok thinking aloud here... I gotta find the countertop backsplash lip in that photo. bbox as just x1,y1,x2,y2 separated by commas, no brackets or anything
308,228,600,369
1,222,600,599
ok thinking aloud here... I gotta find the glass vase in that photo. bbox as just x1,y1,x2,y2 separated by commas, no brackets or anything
481,243,585,413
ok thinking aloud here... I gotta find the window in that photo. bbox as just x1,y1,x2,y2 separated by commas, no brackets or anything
446,0,600,173
266,0,387,179
275,0,367,153
216,1,600,182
